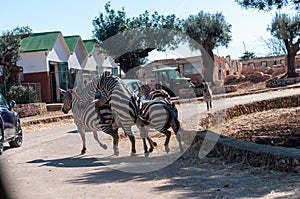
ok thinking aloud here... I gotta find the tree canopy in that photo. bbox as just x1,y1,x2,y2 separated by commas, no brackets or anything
239,50,256,60
183,11,232,82
268,13,300,77
235,0,300,11
0,26,32,92
93,2,183,74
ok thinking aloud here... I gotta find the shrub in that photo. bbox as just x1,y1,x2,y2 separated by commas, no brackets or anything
7,85,39,104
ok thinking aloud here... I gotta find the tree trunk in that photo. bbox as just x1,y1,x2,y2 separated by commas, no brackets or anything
286,52,299,78
201,49,214,83
284,39,299,78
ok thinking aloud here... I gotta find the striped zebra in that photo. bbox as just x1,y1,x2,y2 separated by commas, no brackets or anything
60,89,120,156
82,74,183,154
137,84,170,100
137,84,178,120
79,75,155,155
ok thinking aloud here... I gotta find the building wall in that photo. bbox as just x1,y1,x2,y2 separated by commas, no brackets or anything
17,51,48,73
239,55,287,68
23,72,51,103
84,49,104,72
48,36,69,64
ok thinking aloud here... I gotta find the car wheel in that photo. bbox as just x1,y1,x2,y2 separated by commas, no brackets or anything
9,120,23,147
0,128,3,155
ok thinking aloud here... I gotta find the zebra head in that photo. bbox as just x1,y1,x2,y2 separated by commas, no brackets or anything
137,84,152,99
61,89,73,114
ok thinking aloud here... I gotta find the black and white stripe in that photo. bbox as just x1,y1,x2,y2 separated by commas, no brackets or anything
84,74,183,154
61,89,119,155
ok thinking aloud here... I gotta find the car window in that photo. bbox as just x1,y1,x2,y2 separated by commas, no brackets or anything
0,94,9,107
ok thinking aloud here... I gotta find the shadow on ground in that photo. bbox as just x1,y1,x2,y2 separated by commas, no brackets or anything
27,147,300,199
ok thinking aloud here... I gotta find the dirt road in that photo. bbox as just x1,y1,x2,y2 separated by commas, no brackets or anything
1,88,300,198
1,121,300,199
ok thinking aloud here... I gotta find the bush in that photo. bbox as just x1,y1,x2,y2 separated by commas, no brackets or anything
7,85,39,104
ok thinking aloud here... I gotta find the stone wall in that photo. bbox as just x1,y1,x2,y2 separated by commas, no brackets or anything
266,77,300,88
14,103,47,118
194,93,300,173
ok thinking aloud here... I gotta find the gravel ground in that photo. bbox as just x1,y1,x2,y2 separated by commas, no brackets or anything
222,106,300,148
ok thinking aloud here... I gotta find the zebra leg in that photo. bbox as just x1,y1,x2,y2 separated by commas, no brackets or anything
127,134,137,156
78,127,87,155
175,131,184,153
110,128,119,156
92,131,108,150
138,125,157,154
171,114,184,153
163,130,171,153
112,132,119,156
206,101,210,111
142,138,149,154
147,137,157,153
138,125,149,154
102,126,119,156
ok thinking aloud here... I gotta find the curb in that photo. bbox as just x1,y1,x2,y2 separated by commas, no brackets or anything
185,130,300,173
189,93,300,173
21,113,73,127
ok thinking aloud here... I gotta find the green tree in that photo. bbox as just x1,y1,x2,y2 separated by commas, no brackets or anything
183,11,232,82
268,13,300,77
93,2,183,74
235,0,300,11
0,26,32,93
239,51,256,60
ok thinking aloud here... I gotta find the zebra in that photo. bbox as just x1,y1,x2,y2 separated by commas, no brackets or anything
137,84,170,100
60,88,120,156
82,74,183,154
79,75,156,155
137,84,178,121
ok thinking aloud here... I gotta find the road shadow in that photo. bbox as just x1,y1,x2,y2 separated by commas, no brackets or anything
27,155,105,168
27,145,300,198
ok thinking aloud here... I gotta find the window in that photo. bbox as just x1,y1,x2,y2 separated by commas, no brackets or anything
261,61,267,67
184,63,198,75
248,62,255,67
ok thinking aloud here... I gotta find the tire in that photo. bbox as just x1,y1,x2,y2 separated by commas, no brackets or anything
0,128,3,155
9,120,23,147
0,143,3,155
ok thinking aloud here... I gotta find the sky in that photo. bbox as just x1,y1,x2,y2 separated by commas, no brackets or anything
0,0,292,59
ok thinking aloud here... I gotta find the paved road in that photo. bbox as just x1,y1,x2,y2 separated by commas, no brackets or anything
1,87,300,199
179,87,300,120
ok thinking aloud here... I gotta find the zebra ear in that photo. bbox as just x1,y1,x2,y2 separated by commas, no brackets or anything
58,88,66,94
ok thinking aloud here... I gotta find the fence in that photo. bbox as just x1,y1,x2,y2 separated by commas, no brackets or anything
21,83,42,102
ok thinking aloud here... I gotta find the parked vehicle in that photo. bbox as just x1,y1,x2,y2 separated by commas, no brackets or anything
0,93,23,154
122,79,142,93
152,66,193,97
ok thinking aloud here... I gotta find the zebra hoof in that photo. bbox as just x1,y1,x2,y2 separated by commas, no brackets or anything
149,147,154,153
114,150,119,156
131,152,137,157
165,146,170,153
81,150,86,155
144,152,150,157
102,144,108,150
